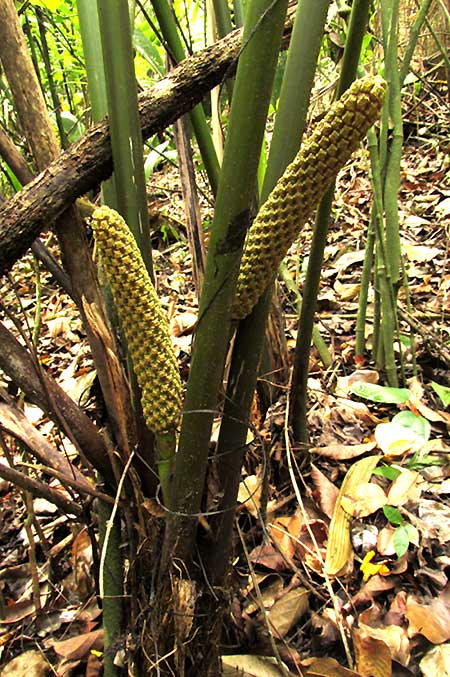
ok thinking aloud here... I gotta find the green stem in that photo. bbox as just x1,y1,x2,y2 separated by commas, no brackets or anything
289,0,372,443
150,0,220,194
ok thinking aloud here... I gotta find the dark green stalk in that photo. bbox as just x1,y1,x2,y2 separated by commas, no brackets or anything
203,0,331,582
98,499,123,677
233,0,244,27
212,0,233,37
262,0,331,192
150,0,220,194
162,0,289,570
290,0,372,443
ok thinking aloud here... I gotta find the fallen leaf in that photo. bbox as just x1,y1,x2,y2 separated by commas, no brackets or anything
311,464,339,518
49,628,103,660
386,469,423,506
406,587,450,643
357,622,410,666
266,587,309,638
0,650,51,677
353,629,392,677
420,644,450,677
303,656,361,676
222,654,288,676
310,440,377,460
375,422,418,456
341,482,387,518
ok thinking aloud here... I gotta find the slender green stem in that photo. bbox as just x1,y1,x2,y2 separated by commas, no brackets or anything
98,499,123,677
35,8,67,148
290,0,372,443
355,208,376,359
150,0,220,194
399,0,434,87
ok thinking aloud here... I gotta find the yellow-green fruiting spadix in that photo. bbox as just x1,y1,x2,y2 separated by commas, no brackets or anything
232,75,387,320
91,206,182,433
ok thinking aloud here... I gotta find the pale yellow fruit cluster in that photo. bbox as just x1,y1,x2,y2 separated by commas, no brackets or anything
91,206,182,433
232,76,387,320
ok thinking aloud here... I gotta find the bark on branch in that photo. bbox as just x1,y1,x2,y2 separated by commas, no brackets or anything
0,12,295,275
0,29,244,274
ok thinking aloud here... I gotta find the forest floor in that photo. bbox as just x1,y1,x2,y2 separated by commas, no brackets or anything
0,75,449,676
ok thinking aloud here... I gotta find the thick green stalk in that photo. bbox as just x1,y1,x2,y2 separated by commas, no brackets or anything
150,0,220,194
97,0,152,278
204,0,331,583
367,120,398,384
212,0,233,37
290,0,372,443
263,0,332,191
162,0,289,569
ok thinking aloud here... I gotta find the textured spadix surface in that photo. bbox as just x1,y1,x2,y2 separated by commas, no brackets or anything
232,76,386,320
91,206,182,433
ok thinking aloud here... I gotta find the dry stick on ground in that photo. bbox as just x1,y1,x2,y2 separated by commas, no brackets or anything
398,305,450,368
0,16,294,275
0,321,115,484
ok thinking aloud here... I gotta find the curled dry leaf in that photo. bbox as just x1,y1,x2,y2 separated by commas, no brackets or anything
325,455,381,576
310,464,339,518
310,440,377,461
222,654,288,676
335,369,379,398
357,622,410,666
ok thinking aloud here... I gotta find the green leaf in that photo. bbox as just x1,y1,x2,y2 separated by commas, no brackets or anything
431,381,450,408
373,464,401,481
31,0,63,11
349,382,410,404
391,411,430,444
393,524,412,558
383,505,403,526
59,111,85,144
133,26,165,78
